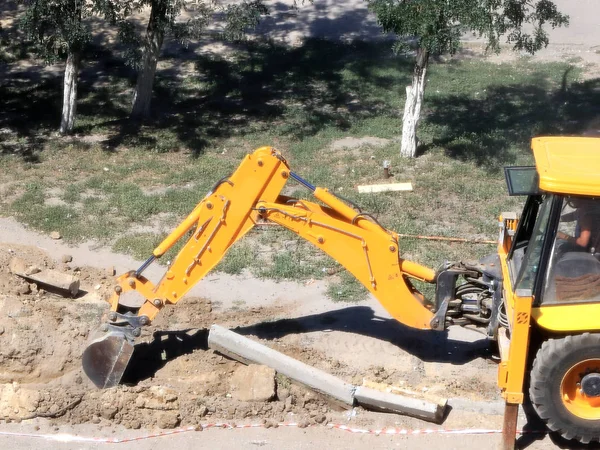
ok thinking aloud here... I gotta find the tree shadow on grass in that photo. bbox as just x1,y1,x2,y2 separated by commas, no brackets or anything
0,72,61,162
426,67,600,168
102,38,411,157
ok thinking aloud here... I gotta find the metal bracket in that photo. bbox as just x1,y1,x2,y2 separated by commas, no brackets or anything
104,312,150,339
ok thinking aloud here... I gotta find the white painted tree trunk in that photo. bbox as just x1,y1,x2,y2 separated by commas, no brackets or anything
401,48,429,158
59,50,81,135
130,0,166,120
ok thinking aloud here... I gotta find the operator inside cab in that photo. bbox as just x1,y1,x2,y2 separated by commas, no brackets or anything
556,197,600,254
548,196,600,303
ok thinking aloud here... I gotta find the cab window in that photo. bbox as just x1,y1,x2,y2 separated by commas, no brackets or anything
541,196,600,305
513,196,553,295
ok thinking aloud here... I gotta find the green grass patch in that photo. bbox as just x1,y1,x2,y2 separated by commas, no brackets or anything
112,234,162,261
216,243,258,275
327,271,370,303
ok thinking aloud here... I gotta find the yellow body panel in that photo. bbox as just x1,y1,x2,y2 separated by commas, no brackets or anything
533,137,600,196
496,215,532,405
532,304,600,332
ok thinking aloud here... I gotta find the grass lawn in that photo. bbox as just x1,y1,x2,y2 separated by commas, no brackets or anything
1,38,597,301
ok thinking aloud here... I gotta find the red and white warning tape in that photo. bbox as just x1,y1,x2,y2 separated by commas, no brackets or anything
0,422,539,443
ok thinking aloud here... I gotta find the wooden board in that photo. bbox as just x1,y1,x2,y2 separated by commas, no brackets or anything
357,182,413,194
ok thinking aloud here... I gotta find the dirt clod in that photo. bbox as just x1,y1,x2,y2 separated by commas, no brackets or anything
157,412,180,429
229,365,276,402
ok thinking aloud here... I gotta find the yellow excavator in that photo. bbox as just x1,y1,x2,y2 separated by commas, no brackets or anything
83,136,600,447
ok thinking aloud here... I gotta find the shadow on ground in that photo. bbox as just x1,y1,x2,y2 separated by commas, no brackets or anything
122,305,492,385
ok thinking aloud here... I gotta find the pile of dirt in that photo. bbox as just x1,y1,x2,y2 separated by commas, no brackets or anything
0,244,342,429
0,244,110,384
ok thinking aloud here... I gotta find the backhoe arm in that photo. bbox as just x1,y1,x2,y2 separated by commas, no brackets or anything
83,146,436,388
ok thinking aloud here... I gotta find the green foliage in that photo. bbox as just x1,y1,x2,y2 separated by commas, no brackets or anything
20,0,126,62
21,0,88,61
117,0,271,68
223,1,269,41
366,0,569,56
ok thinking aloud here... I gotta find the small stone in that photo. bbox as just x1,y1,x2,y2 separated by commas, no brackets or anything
0,327,4,335
130,420,141,429
284,396,293,412
61,255,73,263
229,365,276,402
157,412,180,429
227,406,236,419
298,420,309,429
278,388,290,401
135,386,179,411
100,405,118,420
91,416,101,424
94,284,101,290
314,414,327,424
50,231,61,240
16,283,31,295
106,266,116,276
197,405,208,417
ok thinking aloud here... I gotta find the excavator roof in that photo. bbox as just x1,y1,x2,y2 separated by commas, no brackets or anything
532,136,600,197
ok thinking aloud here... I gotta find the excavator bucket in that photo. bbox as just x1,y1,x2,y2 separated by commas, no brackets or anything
82,330,134,389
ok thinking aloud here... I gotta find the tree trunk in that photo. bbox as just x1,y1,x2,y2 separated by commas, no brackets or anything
130,0,167,120
400,47,429,158
59,49,81,135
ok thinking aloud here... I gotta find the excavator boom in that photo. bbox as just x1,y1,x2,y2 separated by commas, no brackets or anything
83,147,446,388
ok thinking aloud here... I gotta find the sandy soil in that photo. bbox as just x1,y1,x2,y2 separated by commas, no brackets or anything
0,217,502,433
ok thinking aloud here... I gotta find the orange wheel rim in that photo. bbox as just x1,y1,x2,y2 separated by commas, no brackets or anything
561,359,600,419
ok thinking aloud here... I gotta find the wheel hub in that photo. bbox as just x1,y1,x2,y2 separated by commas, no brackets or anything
581,373,600,397
560,358,600,419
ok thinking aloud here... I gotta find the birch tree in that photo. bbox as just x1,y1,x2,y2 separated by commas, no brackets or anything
21,0,125,135
366,0,569,158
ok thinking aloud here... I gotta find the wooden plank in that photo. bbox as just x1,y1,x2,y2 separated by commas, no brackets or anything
357,182,413,194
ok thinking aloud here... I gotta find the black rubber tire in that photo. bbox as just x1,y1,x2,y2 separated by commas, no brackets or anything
529,333,600,444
